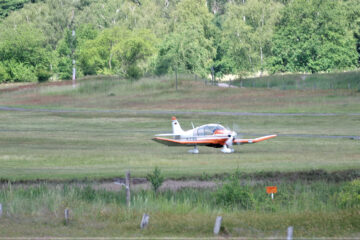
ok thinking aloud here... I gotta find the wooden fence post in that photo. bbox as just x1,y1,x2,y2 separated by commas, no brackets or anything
140,213,150,229
126,171,131,208
0,203,2,218
64,208,70,225
213,216,222,235
287,226,293,240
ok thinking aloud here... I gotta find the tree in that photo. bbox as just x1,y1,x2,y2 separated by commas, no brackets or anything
344,0,360,66
78,26,156,78
146,166,164,193
56,24,98,79
268,0,358,73
156,0,216,77
0,24,52,82
0,0,29,19
77,0,168,37
218,0,283,75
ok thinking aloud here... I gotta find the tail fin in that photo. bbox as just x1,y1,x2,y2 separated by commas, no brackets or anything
171,116,184,135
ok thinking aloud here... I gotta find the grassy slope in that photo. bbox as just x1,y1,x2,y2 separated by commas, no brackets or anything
1,75,360,113
233,71,360,90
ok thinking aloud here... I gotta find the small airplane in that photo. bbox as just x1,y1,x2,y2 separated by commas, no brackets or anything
152,117,277,154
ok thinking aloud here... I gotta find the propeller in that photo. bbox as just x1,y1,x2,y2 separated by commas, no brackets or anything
232,123,243,145
225,130,237,148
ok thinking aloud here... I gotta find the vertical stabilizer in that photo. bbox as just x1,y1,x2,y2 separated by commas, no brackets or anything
172,116,184,135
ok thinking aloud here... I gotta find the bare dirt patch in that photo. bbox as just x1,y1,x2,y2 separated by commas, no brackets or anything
94,179,218,192
0,81,72,93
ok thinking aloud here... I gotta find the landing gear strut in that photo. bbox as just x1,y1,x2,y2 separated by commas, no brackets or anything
188,145,199,154
221,145,234,154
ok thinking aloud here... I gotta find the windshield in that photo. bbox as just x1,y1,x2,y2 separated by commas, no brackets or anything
196,124,225,136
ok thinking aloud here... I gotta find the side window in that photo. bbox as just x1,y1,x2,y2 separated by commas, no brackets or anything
204,126,214,135
197,127,205,136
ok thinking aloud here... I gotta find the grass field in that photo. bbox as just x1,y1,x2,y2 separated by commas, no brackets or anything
0,110,359,180
0,74,359,237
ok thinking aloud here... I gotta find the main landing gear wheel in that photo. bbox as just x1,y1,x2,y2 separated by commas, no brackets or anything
188,145,199,154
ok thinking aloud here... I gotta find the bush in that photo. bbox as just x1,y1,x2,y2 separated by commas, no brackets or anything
0,63,9,82
214,174,255,210
126,65,142,80
147,166,164,193
8,61,37,82
336,179,360,209
57,57,73,80
36,68,52,82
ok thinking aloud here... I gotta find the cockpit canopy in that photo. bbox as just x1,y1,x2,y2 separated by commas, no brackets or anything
195,124,226,136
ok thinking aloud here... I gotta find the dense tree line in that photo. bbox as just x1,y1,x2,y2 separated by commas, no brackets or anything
0,0,359,83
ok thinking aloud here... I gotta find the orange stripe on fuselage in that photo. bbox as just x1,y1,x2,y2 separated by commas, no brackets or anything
153,137,228,146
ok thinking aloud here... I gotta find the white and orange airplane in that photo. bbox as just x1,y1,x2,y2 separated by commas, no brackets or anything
153,117,277,154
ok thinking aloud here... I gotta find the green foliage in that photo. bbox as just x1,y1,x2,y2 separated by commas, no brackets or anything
0,0,359,83
6,60,37,82
214,173,255,209
336,179,360,209
78,26,156,78
56,25,97,80
0,62,10,82
268,0,358,73
147,166,164,193
156,0,215,77
35,67,52,82
0,24,52,82
0,0,29,19
218,0,283,75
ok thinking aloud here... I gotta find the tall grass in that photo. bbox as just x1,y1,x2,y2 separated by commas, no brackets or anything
0,179,358,237
74,74,201,96
233,71,360,90
0,180,357,231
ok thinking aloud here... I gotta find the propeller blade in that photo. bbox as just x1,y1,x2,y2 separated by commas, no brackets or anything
232,123,240,132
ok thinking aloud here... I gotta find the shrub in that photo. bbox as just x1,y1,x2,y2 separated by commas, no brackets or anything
214,174,255,210
36,68,52,82
0,62,10,82
126,65,142,80
57,57,73,80
336,179,360,209
8,61,37,82
147,166,164,193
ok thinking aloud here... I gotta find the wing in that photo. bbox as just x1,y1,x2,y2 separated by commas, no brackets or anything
155,133,181,137
152,137,226,147
234,134,277,144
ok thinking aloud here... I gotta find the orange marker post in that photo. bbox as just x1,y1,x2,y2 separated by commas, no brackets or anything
266,186,277,200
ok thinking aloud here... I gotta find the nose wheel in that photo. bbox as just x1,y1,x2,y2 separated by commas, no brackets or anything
221,145,234,153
